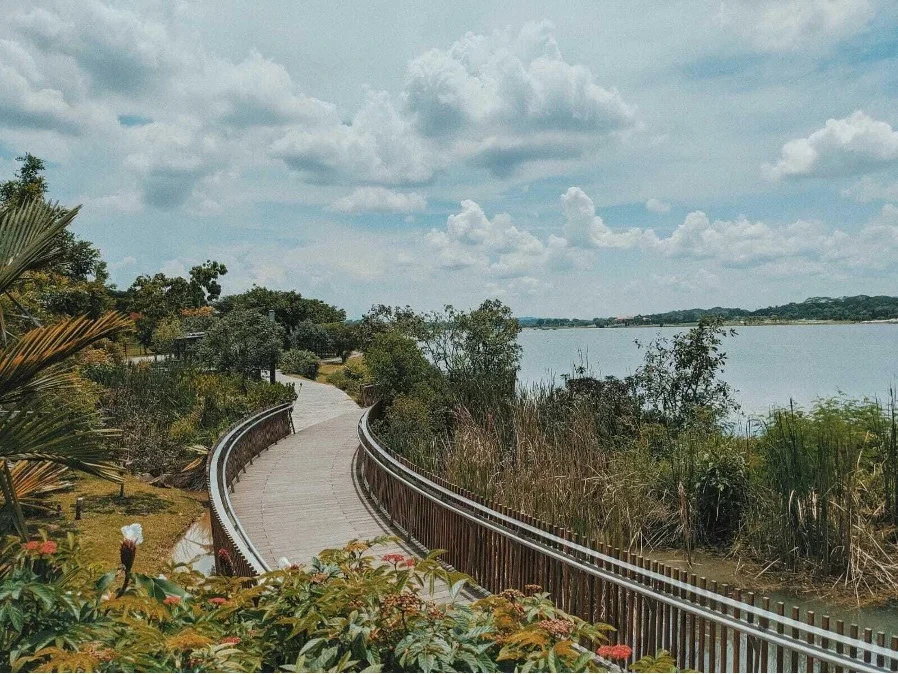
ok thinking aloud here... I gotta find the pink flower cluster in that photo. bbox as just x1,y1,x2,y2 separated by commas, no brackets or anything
23,540,57,554
597,644,633,661
163,596,181,605
381,553,416,567
208,597,229,606
220,636,241,645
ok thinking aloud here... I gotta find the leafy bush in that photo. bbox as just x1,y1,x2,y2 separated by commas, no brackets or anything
82,362,296,476
280,349,319,379
326,359,373,399
198,308,284,379
4,532,623,673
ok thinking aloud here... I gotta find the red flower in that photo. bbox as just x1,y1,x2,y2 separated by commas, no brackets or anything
23,541,40,551
381,553,405,565
402,557,416,568
163,596,181,605
219,636,241,645
597,644,633,661
208,597,229,606
39,541,58,554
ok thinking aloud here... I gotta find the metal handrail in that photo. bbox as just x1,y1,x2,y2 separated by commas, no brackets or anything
209,402,293,575
358,404,895,672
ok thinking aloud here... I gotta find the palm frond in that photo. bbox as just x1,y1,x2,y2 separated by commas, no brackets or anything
0,397,122,483
0,201,78,296
8,460,71,511
0,312,132,403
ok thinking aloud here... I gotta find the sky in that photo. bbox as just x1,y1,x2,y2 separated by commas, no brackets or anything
1,0,897,318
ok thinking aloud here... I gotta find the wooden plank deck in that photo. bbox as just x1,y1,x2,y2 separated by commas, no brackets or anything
230,374,465,602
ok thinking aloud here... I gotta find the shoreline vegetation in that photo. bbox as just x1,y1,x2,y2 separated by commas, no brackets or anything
358,304,898,614
519,294,898,329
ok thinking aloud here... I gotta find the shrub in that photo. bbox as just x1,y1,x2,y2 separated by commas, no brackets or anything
4,532,617,673
280,348,319,379
366,331,440,405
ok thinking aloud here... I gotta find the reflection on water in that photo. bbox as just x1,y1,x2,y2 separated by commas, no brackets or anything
171,511,214,575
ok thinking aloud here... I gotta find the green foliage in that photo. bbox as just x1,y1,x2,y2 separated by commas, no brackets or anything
217,286,345,343
324,322,360,363
83,361,295,476
126,262,227,348
4,533,614,672
290,319,332,355
629,650,679,672
366,331,441,405
198,309,284,380
326,359,373,399
151,316,183,355
633,317,738,429
281,349,319,379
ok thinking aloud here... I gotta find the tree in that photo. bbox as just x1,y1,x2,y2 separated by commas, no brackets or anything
365,331,440,405
633,316,738,430
126,262,227,348
0,200,130,538
151,316,183,355
289,319,332,355
198,309,284,380
216,286,346,340
0,154,112,320
417,299,522,411
324,322,360,363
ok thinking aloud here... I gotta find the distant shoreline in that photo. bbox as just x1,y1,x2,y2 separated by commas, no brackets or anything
522,319,898,330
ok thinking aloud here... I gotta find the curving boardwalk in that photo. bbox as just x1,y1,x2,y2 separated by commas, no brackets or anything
230,374,459,600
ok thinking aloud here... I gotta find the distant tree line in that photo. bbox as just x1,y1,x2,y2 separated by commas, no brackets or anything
520,295,898,328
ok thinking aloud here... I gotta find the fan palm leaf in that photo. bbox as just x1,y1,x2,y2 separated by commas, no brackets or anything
0,395,121,482
0,200,77,296
8,461,71,512
0,312,132,404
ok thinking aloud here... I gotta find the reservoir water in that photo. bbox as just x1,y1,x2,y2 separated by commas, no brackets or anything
519,324,898,417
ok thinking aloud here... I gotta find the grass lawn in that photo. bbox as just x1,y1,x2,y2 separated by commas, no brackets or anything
46,474,206,575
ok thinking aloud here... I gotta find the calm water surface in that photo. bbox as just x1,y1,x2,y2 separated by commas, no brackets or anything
518,324,898,417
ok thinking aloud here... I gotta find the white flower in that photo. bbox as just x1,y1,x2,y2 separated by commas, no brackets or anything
121,523,143,544
278,557,291,570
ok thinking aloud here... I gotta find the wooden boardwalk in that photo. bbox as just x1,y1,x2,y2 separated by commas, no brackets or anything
230,374,462,601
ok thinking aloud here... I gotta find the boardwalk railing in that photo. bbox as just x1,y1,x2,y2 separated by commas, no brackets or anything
358,403,898,673
208,402,293,576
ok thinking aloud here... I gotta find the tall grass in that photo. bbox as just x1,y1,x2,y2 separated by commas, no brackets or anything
414,385,898,596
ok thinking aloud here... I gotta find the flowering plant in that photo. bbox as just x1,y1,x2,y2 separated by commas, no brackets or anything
3,533,619,672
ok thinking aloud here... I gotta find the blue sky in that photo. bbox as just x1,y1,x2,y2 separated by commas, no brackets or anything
1,0,897,317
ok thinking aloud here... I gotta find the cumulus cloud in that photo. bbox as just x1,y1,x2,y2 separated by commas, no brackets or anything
202,51,336,128
271,90,437,185
561,187,654,249
402,21,636,176
763,111,898,180
841,177,898,203
427,199,573,278
0,38,109,133
645,198,671,213
718,0,874,52
15,2,176,94
330,187,427,214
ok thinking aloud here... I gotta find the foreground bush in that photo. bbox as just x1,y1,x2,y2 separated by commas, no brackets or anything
280,348,320,379
3,531,629,673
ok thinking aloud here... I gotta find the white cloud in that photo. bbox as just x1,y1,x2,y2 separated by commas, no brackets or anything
80,190,142,214
427,199,573,278
15,2,176,93
718,0,874,52
403,21,636,176
271,90,437,185
202,51,336,128
561,187,654,249
763,111,898,180
645,197,671,213
842,177,898,203
0,38,109,134
330,187,427,214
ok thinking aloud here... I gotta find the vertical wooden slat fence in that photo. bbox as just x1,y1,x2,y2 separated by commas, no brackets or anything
207,402,293,576
358,402,897,673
